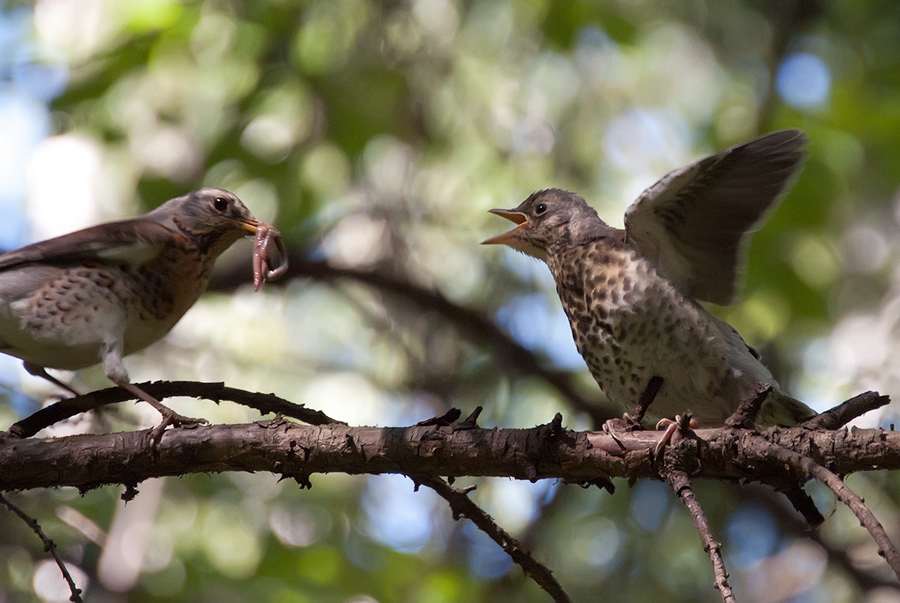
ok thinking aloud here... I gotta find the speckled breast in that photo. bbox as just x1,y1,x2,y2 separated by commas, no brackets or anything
547,239,739,421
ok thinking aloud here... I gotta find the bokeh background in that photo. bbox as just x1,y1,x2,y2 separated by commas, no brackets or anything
2,1,900,602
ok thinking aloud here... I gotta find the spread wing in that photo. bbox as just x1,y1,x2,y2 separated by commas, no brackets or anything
624,129,807,305
0,219,176,273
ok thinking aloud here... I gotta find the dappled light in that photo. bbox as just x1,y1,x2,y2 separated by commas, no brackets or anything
1,1,900,602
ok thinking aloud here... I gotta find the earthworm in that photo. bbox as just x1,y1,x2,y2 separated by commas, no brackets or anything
252,223,288,291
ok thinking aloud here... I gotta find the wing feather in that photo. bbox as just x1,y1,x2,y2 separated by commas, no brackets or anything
0,219,175,273
624,129,807,305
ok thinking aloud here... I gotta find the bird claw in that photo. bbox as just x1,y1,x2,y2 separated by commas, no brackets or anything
603,415,643,448
113,380,207,444
602,422,626,448
149,408,207,445
653,414,698,456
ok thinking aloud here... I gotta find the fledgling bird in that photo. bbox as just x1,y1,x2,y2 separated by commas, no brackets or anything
0,188,281,436
484,130,816,427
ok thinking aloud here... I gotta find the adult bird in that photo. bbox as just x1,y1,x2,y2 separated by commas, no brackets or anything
0,188,283,438
484,130,816,428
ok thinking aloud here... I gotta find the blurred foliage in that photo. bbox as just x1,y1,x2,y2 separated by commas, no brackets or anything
2,0,900,601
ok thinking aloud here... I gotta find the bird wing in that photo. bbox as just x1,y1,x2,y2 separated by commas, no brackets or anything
0,218,177,273
624,129,807,305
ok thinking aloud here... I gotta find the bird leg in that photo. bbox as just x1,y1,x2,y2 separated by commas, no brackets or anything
602,376,665,447
24,360,203,440
626,376,664,426
101,341,206,443
23,362,81,397
113,380,207,442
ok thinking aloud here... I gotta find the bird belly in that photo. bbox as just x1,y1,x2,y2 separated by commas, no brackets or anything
0,263,203,371
573,316,740,424
555,249,763,424
0,266,124,369
0,307,102,370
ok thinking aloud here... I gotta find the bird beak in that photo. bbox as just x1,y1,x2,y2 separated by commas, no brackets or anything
238,218,262,235
481,209,530,246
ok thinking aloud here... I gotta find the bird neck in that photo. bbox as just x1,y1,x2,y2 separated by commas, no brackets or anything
546,221,624,259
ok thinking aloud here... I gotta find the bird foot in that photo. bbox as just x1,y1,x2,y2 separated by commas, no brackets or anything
602,413,644,448
149,407,207,444
113,380,207,444
654,414,698,456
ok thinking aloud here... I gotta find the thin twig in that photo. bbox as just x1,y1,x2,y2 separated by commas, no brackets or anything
725,384,771,429
802,391,890,430
9,381,344,438
752,436,900,580
0,494,83,602
412,474,572,603
771,481,825,527
737,485,900,594
665,470,736,602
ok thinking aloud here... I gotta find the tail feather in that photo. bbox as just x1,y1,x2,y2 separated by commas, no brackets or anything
759,389,816,427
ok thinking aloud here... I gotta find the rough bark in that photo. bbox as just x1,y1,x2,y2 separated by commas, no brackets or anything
2,418,899,493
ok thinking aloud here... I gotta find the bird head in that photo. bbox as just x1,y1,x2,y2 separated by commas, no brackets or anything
149,188,264,254
482,188,604,261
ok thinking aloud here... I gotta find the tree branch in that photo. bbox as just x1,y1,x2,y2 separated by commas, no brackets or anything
1,493,83,602
665,470,734,602
737,485,900,593
413,475,571,603
5,383,900,592
4,418,900,492
8,381,343,438
748,435,900,580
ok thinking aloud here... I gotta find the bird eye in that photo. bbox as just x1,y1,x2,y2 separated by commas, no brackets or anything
534,203,548,215
213,197,229,212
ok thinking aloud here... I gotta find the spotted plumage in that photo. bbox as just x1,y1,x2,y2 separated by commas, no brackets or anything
484,130,815,427
0,188,273,436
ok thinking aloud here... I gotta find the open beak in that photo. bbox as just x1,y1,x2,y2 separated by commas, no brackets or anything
481,209,530,246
